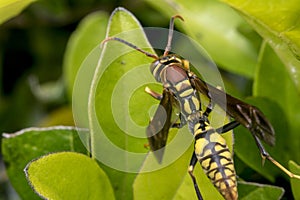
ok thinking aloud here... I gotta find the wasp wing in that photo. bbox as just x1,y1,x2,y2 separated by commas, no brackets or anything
146,88,179,162
190,75,275,146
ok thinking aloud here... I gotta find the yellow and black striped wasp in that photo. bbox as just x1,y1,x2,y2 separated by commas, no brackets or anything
102,15,300,200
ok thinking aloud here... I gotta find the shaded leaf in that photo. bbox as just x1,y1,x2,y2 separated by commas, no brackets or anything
250,43,300,178
234,96,289,182
238,181,284,200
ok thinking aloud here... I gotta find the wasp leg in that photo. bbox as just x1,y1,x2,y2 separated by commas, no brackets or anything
215,121,240,134
202,86,223,117
203,103,213,119
203,98,214,118
252,135,300,179
172,123,182,128
188,152,203,200
145,86,182,127
146,86,185,130
215,120,300,179
145,86,163,100
171,113,187,128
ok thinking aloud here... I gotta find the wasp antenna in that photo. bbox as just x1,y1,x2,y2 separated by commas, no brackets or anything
101,37,158,59
164,15,184,56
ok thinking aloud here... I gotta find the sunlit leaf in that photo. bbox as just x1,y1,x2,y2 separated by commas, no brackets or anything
2,126,88,199
25,152,115,200
87,7,237,200
0,0,36,24
134,128,224,200
84,7,156,200
134,117,234,199
289,161,300,200
222,0,300,92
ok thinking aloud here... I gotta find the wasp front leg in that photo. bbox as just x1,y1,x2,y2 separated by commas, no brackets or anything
145,86,185,129
145,86,163,100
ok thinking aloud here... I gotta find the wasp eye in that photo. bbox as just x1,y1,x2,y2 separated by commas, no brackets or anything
150,60,162,82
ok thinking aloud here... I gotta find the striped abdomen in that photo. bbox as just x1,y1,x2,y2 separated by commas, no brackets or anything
194,125,238,200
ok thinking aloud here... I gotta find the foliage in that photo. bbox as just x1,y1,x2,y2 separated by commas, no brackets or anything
0,0,36,24
2,127,89,199
1,0,300,200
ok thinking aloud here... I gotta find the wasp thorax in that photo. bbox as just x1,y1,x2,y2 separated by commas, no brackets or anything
150,55,183,83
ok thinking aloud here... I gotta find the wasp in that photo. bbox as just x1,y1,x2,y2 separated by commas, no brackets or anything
102,15,300,200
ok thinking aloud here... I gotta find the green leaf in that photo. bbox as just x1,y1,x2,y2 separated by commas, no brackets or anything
134,116,234,200
241,42,300,180
81,7,236,200
81,7,156,199
289,161,300,200
25,152,115,200
220,0,300,188
2,126,89,199
173,165,224,200
133,130,224,200
0,0,36,24
238,181,284,200
222,0,300,92
254,44,300,163
145,0,258,77
63,11,109,98
135,147,284,200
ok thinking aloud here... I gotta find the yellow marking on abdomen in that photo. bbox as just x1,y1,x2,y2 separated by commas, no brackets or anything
194,129,238,200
